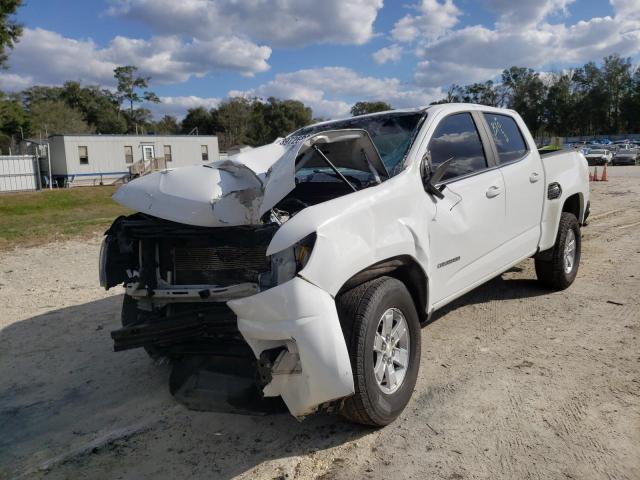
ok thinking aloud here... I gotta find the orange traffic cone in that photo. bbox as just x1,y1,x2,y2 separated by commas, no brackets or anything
600,164,608,182
592,166,598,181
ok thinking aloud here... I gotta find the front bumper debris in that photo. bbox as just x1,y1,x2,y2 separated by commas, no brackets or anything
228,276,354,417
124,282,259,302
111,302,242,353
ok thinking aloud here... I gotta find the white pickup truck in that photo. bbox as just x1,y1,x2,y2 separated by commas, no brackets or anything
100,104,590,426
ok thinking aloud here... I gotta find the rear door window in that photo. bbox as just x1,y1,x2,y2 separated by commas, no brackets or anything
428,113,488,181
483,113,528,163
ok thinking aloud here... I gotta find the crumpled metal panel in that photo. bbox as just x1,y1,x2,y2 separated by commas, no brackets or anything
112,130,385,228
228,277,354,417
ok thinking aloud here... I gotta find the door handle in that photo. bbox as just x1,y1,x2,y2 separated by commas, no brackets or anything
529,172,540,183
485,185,503,198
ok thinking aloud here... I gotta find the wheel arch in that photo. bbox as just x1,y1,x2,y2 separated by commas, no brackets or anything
562,192,583,222
336,255,429,324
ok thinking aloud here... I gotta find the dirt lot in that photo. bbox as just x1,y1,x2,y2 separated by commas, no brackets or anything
1,175,639,480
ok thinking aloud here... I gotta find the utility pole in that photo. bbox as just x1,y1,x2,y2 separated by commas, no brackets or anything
46,142,52,190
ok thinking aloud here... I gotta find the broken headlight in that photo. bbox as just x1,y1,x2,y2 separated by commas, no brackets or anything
259,233,316,290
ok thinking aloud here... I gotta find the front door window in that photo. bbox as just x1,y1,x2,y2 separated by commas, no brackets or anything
428,112,488,181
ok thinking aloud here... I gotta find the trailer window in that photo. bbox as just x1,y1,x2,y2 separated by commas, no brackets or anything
483,113,528,163
124,146,134,164
78,146,89,165
201,145,209,161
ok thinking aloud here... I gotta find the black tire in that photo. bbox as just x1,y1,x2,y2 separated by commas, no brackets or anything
121,294,164,360
336,277,421,426
535,212,581,290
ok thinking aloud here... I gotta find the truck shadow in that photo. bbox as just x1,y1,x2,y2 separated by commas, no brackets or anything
1,270,551,478
429,267,552,322
0,295,368,479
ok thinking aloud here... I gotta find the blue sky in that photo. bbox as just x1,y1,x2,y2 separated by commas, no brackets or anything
4,0,638,118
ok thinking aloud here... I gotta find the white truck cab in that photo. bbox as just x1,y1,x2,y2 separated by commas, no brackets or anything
100,104,590,426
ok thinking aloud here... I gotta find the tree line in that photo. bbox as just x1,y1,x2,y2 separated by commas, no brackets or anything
1,55,639,153
431,54,640,138
0,66,316,152
1,3,639,152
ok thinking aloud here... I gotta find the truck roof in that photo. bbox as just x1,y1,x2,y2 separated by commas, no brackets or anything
305,103,519,131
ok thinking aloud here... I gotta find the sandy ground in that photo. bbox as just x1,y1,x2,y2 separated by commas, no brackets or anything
1,176,639,480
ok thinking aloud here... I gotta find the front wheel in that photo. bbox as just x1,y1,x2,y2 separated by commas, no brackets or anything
535,212,581,290
337,277,421,426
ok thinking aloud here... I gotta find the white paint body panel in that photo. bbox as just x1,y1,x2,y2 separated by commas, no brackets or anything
113,104,590,418
427,169,508,303
538,150,590,251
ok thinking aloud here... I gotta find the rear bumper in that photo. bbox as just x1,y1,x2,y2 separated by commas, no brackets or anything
228,276,354,417
612,159,636,165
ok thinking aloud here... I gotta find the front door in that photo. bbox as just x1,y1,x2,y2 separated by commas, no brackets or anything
142,145,155,161
424,112,508,306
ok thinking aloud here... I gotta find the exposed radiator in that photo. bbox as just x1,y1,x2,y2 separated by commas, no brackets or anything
173,246,269,272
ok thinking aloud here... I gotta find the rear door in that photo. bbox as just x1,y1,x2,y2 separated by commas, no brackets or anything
481,112,544,262
425,112,508,306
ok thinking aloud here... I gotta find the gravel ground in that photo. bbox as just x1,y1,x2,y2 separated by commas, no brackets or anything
1,177,639,480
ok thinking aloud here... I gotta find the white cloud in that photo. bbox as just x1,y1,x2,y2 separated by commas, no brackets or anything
109,0,384,47
174,37,271,77
372,44,403,64
1,29,118,88
391,0,461,42
398,1,640,88
148,96,221,119
611,0,640,19
229,67,439,118
0,27,271,91
484,0,574,28
415,58,503,88
0,73,35,91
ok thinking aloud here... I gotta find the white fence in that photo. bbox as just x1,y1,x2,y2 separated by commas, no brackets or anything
0,156,40,193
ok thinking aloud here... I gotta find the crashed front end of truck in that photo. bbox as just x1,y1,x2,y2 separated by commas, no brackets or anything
99,128,397,417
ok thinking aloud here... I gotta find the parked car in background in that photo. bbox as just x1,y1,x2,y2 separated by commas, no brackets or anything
100,104,590,426
585,148,613,166
612,147,639,166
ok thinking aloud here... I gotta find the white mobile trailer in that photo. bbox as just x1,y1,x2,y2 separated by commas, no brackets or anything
48,135,220,187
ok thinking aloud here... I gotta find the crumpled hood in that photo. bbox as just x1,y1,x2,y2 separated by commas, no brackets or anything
112,129,386,227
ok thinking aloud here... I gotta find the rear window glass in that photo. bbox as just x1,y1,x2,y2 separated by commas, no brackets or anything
483,113,528,163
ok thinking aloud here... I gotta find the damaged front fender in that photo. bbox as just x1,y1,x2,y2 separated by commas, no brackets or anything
227,276,354,417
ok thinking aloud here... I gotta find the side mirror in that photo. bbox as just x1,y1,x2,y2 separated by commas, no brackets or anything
421,154,454,200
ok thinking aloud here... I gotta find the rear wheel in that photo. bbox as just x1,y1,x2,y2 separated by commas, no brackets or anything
337,277,421,426
535,212,581,290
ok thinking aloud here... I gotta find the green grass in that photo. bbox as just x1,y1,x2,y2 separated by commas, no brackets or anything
0,187,131,250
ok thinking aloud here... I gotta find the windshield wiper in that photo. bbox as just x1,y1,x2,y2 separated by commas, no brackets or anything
312,145,358,192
